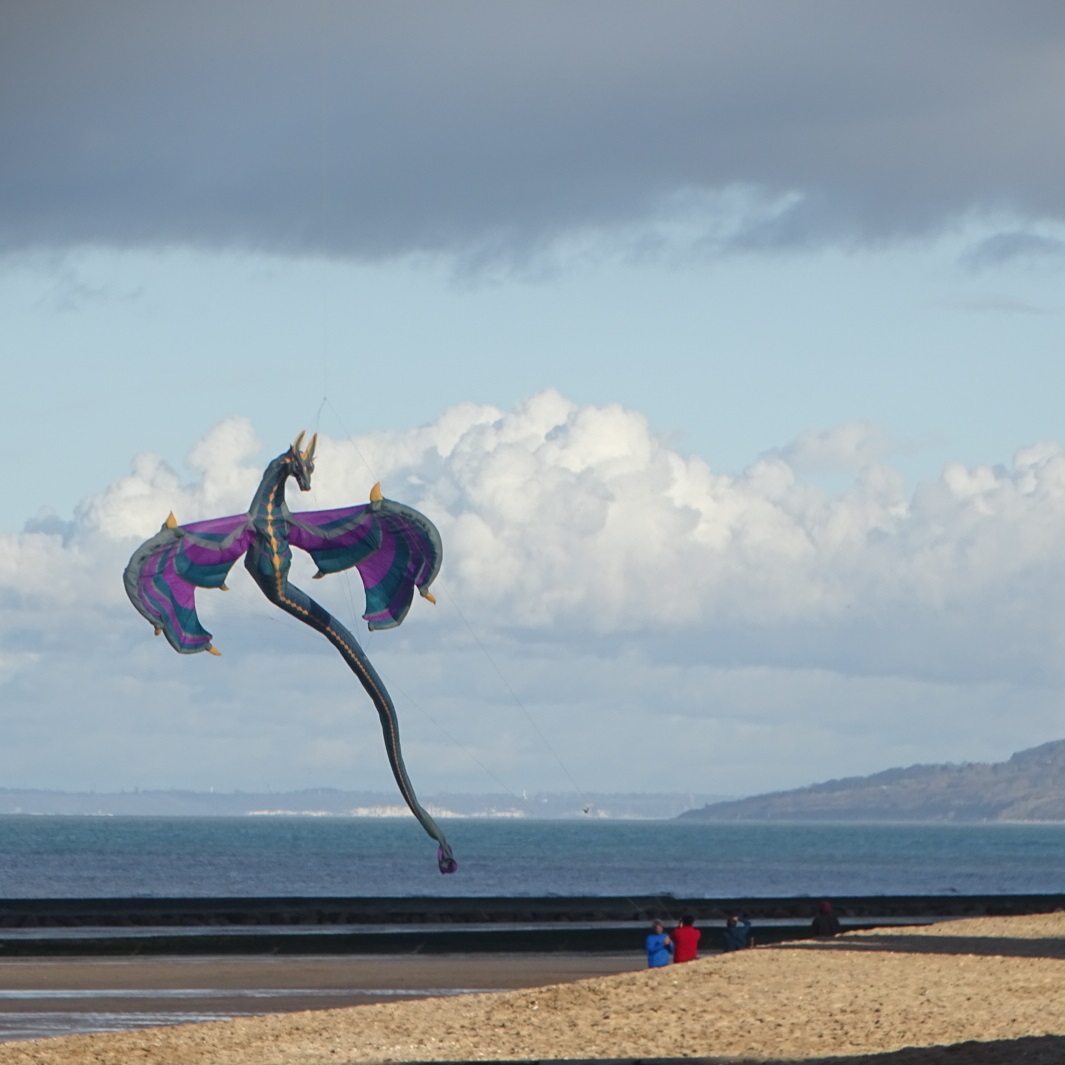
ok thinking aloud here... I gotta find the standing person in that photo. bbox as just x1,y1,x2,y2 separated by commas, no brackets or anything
672,914,701,962
721,913,754,952
811,900,842,937
645,920,674,967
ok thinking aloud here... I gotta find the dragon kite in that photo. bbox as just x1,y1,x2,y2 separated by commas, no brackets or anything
123,433,457,874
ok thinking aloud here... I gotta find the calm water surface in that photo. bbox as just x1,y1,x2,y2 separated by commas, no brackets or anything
0,816,1062,898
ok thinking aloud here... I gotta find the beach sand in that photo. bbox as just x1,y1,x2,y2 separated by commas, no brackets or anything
2,911,1065,1063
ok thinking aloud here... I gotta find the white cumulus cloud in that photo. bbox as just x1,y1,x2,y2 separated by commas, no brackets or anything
2,392,1064,797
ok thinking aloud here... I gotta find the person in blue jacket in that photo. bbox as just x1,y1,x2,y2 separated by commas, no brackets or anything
645,920,674,967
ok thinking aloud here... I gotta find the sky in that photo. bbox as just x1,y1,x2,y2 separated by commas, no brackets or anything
2,2,1065,808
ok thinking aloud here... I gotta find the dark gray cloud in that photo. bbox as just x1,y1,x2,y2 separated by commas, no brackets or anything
3,1,1064,259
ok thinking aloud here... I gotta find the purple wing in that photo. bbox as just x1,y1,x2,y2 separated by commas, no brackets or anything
288,499,443,630
123,513,255,654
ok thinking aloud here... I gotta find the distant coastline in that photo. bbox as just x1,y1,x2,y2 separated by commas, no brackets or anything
8,737,1065,823
0,787,725,821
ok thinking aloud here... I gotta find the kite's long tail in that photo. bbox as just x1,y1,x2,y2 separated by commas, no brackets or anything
246,558,457,874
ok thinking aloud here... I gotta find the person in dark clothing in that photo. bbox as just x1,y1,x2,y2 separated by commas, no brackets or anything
811,900,842,937
721,914,754,952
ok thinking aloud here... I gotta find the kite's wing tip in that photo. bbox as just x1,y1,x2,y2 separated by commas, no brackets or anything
369,482,383,503
422,590,437,604
207,645,222,657
164,512,178,529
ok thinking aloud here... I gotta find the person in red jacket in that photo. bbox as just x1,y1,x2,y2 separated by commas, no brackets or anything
671,914,701,962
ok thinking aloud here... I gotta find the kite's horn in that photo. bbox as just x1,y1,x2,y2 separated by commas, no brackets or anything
304,432,317,461
292,431,306,453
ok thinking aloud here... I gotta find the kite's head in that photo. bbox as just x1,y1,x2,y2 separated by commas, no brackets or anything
287,431,317,492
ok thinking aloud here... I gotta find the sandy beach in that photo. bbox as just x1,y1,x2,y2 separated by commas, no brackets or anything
1,911,1065,1063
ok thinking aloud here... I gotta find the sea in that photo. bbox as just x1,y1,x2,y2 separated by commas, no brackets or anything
0,814,1063,898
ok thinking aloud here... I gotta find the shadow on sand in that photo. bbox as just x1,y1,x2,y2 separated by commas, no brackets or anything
779,931,1065,960
440,1033,1065,1063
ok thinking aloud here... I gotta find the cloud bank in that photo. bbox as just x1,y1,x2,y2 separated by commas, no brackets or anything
4,2,1065,260
2,392,1064,797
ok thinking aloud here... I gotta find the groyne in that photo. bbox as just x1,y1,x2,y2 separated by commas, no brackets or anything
0,894,1061,956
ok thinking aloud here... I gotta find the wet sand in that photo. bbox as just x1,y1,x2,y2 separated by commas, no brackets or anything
1,912,1065,1063
0,952,637,1021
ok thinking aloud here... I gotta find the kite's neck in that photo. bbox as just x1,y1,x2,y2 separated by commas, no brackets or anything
249,453,295,529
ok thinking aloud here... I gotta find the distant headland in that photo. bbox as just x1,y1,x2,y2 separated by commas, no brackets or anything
679,739,1065,822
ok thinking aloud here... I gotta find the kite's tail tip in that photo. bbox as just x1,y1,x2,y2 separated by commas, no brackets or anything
437,847,458,875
